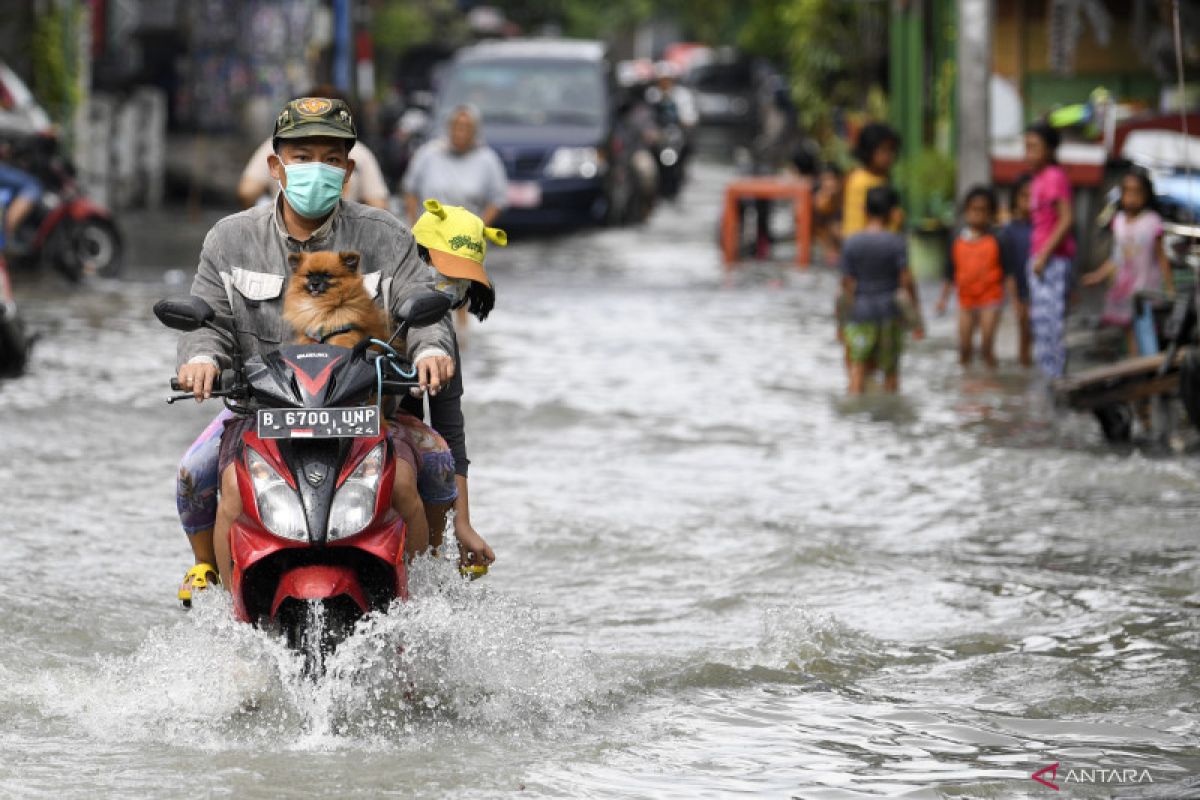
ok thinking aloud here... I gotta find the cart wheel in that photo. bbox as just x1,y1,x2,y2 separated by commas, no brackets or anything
1093,403,1133,443
1180,348,1200,431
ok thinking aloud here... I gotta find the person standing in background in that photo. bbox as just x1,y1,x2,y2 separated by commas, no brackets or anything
744,74,798,257
812,163,844,266
1024,122,1075,379
935,186,1006,369
998,174,1034,367
842,123,902,237
402,105,507,227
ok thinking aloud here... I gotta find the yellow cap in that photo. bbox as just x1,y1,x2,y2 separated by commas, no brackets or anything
411,199,507,288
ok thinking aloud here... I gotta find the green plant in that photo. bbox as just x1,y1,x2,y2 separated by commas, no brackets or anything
895,147,957,228
31,4,80,127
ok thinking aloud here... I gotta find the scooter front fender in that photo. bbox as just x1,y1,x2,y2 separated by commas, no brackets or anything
270,564,368,618
228,518,306,622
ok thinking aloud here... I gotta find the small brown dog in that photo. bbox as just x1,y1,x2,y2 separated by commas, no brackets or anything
282,250,390,348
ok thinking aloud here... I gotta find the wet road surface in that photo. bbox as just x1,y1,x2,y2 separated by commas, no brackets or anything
1,163,1198,798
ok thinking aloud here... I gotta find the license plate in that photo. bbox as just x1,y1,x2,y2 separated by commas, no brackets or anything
506,181,542,208
257,406,380,439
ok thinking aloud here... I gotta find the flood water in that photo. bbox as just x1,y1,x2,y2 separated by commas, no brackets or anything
1,164,1198,799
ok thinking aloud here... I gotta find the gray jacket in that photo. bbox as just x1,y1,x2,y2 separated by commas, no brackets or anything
177,199,453,370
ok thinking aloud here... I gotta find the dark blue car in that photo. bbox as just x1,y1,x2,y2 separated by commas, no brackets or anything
436,39,614,228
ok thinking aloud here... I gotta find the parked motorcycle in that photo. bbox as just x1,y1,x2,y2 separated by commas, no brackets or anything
4,133,122,282
155,291,452,674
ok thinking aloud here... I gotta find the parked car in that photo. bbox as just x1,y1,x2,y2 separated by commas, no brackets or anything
434,38,616,228
0,61,52,136
686,56,758,133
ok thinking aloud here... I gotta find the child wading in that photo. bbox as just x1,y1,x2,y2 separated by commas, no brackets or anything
1025,122,1075,378
999,174,1034,366
937,186,1005,369
839,186,923,394
1081,169,1174,353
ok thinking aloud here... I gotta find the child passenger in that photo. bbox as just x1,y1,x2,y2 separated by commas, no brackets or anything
406,199,505,571
936,186,1005,369
840,186,923,395
1081,169,1174,354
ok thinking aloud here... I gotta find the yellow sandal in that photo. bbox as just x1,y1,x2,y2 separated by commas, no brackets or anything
460,564,488,580
178,563,219,607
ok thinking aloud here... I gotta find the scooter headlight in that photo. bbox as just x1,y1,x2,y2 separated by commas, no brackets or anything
247,449,307,541
328,443,385,541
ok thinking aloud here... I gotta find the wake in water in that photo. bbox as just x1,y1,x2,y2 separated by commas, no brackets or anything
29,557,597,751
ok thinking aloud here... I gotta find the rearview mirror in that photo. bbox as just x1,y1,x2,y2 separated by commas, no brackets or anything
154,296,215,332
396,292,452,330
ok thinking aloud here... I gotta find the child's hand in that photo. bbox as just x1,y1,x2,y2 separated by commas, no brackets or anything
935,298,948,316
911,326,926,342
455,521,496,567
1080,270,1105,287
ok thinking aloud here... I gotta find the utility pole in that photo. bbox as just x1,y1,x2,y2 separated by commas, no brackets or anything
956,0,992,199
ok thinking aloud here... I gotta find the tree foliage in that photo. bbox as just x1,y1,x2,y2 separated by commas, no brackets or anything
373,2,436,54
739,0,887,132
31,3,81,127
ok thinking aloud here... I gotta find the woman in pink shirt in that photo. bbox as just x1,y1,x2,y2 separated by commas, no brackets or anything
1025,122,1075,378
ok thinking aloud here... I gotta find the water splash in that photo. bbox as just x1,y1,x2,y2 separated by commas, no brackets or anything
31,558,596,751
753,605,893,681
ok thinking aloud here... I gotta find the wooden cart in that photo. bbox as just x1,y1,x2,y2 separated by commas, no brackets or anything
1053,350,1192,443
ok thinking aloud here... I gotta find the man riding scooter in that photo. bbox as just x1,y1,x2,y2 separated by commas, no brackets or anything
0,159,40,257
174,97,474,600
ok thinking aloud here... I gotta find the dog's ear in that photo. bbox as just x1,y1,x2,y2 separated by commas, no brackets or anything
287,252,303,272
340,251,360,273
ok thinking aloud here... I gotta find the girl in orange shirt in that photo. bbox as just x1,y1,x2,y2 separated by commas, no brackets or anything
936,186,1005,368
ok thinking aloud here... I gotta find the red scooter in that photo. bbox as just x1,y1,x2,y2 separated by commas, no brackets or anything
155,292,451,672
5,133,122,282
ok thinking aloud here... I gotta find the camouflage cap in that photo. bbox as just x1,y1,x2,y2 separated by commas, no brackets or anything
272,97,357,149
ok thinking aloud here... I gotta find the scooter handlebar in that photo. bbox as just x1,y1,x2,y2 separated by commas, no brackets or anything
167,370,242,403
169,369,237,393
